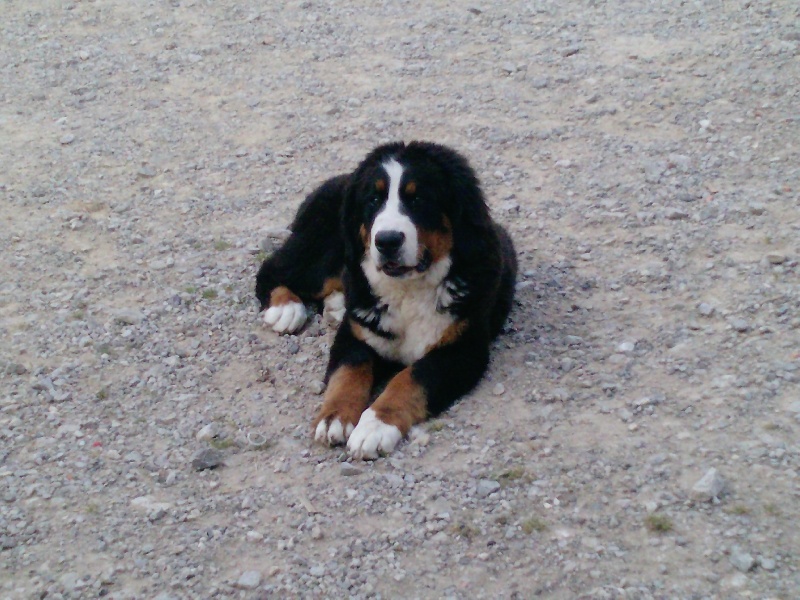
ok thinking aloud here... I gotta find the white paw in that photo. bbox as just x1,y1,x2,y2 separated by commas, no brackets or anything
347,408,402,460
262,301,307,334
314,417,354,446
323,291,346,324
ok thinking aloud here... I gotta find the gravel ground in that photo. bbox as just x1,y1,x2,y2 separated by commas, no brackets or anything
2,1,799,598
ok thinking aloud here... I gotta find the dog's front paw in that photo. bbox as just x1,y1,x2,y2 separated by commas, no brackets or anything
323,291,346,324
262,301,307,334
314,416,355,446
347,408,403,460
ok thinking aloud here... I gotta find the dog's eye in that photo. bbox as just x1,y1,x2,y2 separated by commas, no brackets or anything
407,196,421,208
367,196,381,209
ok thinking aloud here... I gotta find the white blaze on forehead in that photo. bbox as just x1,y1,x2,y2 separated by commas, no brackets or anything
370,159,418,266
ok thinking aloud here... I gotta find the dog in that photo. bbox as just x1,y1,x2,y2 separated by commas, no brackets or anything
255,141,517,459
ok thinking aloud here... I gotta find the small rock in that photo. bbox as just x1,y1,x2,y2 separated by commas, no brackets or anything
476,479,501,498
191,449,224,471
766,253,786,265
617,341,635,353
137,165,157,178
691,468,725,502
561,44,583,57
729,318,750,333
758,556,776,571
309,380,325,395
310,565,325,577
235,571,262,589
196,423,217,442
492,383,505,396
697,303,715,317
729,546,755,572
311,526,323,540
113,309,146,325
60,133,76,145
340,463,363,477
531,76,549,89
665,208,690,220
747,202,766,215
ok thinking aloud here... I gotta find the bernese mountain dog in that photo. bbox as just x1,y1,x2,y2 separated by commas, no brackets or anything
255,141,517,459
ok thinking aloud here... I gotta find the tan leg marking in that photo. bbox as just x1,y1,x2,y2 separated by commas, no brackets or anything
270,285,301,307
370,368,427,436
313,276,344,300
313,362,373,441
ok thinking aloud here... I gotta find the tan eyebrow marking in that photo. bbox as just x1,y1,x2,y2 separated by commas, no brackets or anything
404,181,416,195
375,179,386,192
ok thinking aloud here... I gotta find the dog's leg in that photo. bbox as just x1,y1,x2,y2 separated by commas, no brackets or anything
255,175,348,334
347,330,490,459
312,321,375,445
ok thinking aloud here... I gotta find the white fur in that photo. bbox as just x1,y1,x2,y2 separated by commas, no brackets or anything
263,301,306,334
323,291,346,323
359,257,455,365
370,160,418,267
315,417,355,445
347,408,403,460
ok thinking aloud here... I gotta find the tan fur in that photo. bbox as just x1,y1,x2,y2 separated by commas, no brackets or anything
418,216,453,263
375,178,386,192
314,276,344,299
370,368,427,435
313,363,373,432
428,319,468,352
270,285,301,307
404,181,416,195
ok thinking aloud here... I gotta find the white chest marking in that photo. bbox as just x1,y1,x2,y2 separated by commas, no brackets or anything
360,258,455,365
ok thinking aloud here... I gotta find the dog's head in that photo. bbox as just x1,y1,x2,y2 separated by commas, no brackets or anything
343,141,488,280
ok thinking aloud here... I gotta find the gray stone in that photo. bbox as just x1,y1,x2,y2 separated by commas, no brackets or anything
729,546,755,572
758,556,776,571
691,468,726,502
729,318,750,333
113,309,146,325
191,449,224,471
60,133,75,145
235,570,262,589
196,423,217,441
492,383,505,396
766,253,786,265
665,208,690,220
137,165,157,178
340,463,363,477
697,303,715,317
477,479,501,498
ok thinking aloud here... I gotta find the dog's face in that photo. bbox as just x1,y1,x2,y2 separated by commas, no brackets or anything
349,150,454,280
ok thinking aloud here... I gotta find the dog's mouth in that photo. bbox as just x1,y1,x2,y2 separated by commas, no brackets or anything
378,250,432,278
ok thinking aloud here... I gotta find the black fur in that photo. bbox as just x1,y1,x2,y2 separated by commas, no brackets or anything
255,141,517,424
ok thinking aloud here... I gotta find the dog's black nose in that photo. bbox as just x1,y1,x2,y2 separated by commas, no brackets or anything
375,230,405,257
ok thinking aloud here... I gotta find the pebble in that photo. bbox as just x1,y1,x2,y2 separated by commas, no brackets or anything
758,556,776,571
665,208,690,220
235,570,262,589
476,479,501,498
765,253,786,264
617,341,635,353
137,165,157,178
340,463,364,477
60,133,76,145
196,423,217,441
729,546,755,572
691,468,726,502
697,303,715,317
729,318,750,333
191,449,224,471
492,383,505,396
